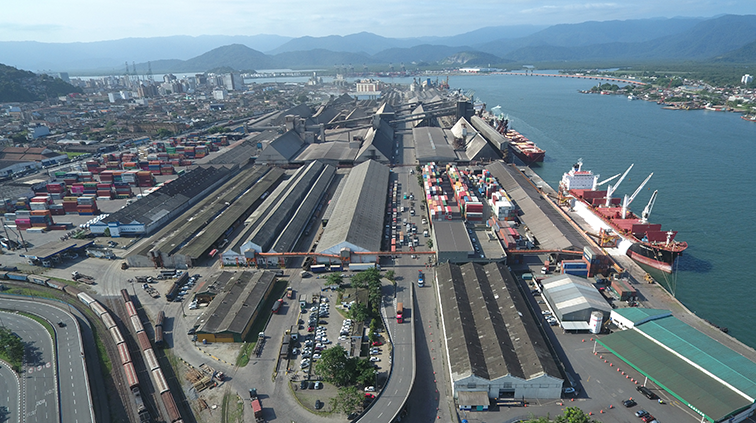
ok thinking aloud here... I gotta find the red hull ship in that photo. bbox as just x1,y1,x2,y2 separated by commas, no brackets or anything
488,117,545,165
560,161,688,273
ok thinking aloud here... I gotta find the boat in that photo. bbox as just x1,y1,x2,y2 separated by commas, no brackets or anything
741,114,756,122
480,112,546,165
503,128,545,165
560,160,688,273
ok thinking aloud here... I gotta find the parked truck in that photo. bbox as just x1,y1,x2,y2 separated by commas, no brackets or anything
271,298,283,314
71,271,95,284
250,397,264,421
310,264,327,273
349,263,380,271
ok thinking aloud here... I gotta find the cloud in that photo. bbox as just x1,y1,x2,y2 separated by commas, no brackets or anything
520,2,621,15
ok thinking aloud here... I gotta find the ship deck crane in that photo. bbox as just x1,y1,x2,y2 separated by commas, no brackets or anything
621,172,653,218
640,190,658,224
595,172,621,189
605,164,634,207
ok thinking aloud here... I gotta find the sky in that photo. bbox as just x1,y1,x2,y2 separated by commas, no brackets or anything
1,0,755,43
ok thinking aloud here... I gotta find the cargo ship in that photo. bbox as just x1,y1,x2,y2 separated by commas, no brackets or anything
559,160,687,273
487,114,545,165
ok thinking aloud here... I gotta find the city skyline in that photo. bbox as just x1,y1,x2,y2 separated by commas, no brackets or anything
2,0,755,43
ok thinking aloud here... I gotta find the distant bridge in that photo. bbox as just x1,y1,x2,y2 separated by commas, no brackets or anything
494,72,646,86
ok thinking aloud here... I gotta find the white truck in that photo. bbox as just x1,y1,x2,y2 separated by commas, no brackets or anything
349,263,380,271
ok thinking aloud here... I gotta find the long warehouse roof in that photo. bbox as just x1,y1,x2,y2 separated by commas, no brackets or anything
131,165,268,257
437,262,561,382
317,160,389,254
198,271,276,335
179,167,285,259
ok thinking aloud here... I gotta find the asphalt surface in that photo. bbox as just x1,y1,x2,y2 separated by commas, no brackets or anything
0,357,21,423
0,310,57,423
0,297,94,423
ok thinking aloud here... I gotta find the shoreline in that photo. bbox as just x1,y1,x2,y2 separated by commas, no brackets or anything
515,164,756,362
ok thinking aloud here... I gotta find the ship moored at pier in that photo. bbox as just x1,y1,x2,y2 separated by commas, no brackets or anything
559,160,687,273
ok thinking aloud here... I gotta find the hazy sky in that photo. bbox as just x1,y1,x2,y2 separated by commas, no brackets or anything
2,0,754,43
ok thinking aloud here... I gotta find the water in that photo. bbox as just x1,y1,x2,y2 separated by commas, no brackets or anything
446,73,756,349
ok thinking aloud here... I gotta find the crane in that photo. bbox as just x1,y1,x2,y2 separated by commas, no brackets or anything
604,163,634,207
621,172,653,218
640,190,658,224
595,172,621,189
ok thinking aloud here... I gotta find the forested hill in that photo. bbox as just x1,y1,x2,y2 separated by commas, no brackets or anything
0,63,81,102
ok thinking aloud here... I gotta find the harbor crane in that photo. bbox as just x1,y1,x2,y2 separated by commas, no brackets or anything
604,163,634,207
621,172,654,218
640,190,658,224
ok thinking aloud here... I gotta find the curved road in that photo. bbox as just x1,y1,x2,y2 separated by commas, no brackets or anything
0,358,21,423
0,311,57,423
1,297,94,423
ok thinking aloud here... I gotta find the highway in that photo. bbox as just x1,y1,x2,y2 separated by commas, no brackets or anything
0,358,21,423
0,297,94,423
0,310,57,423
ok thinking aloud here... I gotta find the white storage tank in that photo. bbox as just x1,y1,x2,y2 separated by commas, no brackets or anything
589,311,603,334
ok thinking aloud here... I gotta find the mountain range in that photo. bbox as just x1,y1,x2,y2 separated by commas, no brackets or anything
0,15,754,75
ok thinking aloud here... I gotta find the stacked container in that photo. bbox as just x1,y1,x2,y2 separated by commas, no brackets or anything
77,197,98,215
30,210,53,228
114,182,132,199
148,161,161,175
63,197,79,213
97,183,113,200
15,209,31,229
15,197,30,211
137,171,155,187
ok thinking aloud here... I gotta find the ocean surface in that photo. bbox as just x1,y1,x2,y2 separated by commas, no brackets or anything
438,73,756,349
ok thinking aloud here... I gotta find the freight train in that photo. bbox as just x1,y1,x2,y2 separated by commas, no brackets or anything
120,289,183,423
0,272,182,423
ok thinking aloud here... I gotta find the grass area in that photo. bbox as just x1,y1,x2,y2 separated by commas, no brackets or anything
236,279,289,367
220,390,245,423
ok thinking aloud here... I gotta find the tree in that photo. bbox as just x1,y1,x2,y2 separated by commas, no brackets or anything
156,128,173,138
314,345,353,386
348,302,369,323
354,358,377,386
555,407,597,423
0,327,24,370
326,273,343,287
384,270,395,282
426,239,434,249
330,386,363,415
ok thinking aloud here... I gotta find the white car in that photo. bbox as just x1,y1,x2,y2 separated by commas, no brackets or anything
369,357,381,362
370,350,380,355
364,386,375,392
312,353,321,360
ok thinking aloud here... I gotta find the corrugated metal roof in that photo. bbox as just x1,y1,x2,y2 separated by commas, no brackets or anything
542,274,611,318
486,162,586,251
437,262,561,382
317,160,389,254
198,271,276,335
244,161,331,253
599,327,753,422
179,167,285,259
413,127,456,163
637,318,756,401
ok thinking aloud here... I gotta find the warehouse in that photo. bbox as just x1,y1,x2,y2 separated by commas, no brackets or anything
412,126,457,163
598,313,756,423
91,165,234,237
125,166,283,268
433,221,475,263
195,270,277,343
436,262,564,403
316,160,389,264
354,119,394,164
539,274,612,330
222,161,335,266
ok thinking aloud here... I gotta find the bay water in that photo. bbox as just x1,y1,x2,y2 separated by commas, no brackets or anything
445,73,756,349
